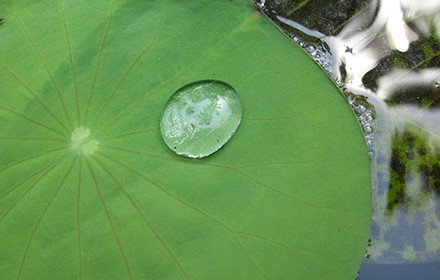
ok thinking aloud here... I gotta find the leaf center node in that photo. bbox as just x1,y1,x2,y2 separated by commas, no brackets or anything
70,127,99,156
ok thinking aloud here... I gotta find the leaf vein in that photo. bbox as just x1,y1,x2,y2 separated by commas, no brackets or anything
89,0,168,128
84,0,117,124
100,129,155,141
92,156,190,280
0,105,66,137
16,158,75,280
0,146,67,175
85,159,133,280
0,136,64,142
0,155,67,211
0,62,70,134
76,158,83,280
95,5,254,130
12,11,73,127
59,0,80,124
233,235,271,280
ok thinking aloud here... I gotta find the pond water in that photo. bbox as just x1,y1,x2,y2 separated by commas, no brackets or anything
254,0,440,278
358,261,440,280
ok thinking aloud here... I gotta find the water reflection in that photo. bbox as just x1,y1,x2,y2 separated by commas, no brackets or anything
358,261,440,280
254,0,440,269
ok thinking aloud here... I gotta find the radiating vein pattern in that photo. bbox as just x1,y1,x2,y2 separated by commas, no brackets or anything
0,0,371,279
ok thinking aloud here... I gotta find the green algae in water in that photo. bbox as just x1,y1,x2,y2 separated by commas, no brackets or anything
160,80,242,158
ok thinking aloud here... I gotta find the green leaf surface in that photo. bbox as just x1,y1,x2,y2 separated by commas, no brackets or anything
0,1,371,279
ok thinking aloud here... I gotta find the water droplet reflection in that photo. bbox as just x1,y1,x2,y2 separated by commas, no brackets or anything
160,80,242,158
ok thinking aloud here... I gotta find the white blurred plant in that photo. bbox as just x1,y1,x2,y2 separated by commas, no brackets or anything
276,0,440,91
334,0,440,91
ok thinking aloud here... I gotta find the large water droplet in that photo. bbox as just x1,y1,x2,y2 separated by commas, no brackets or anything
160,80,242,158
